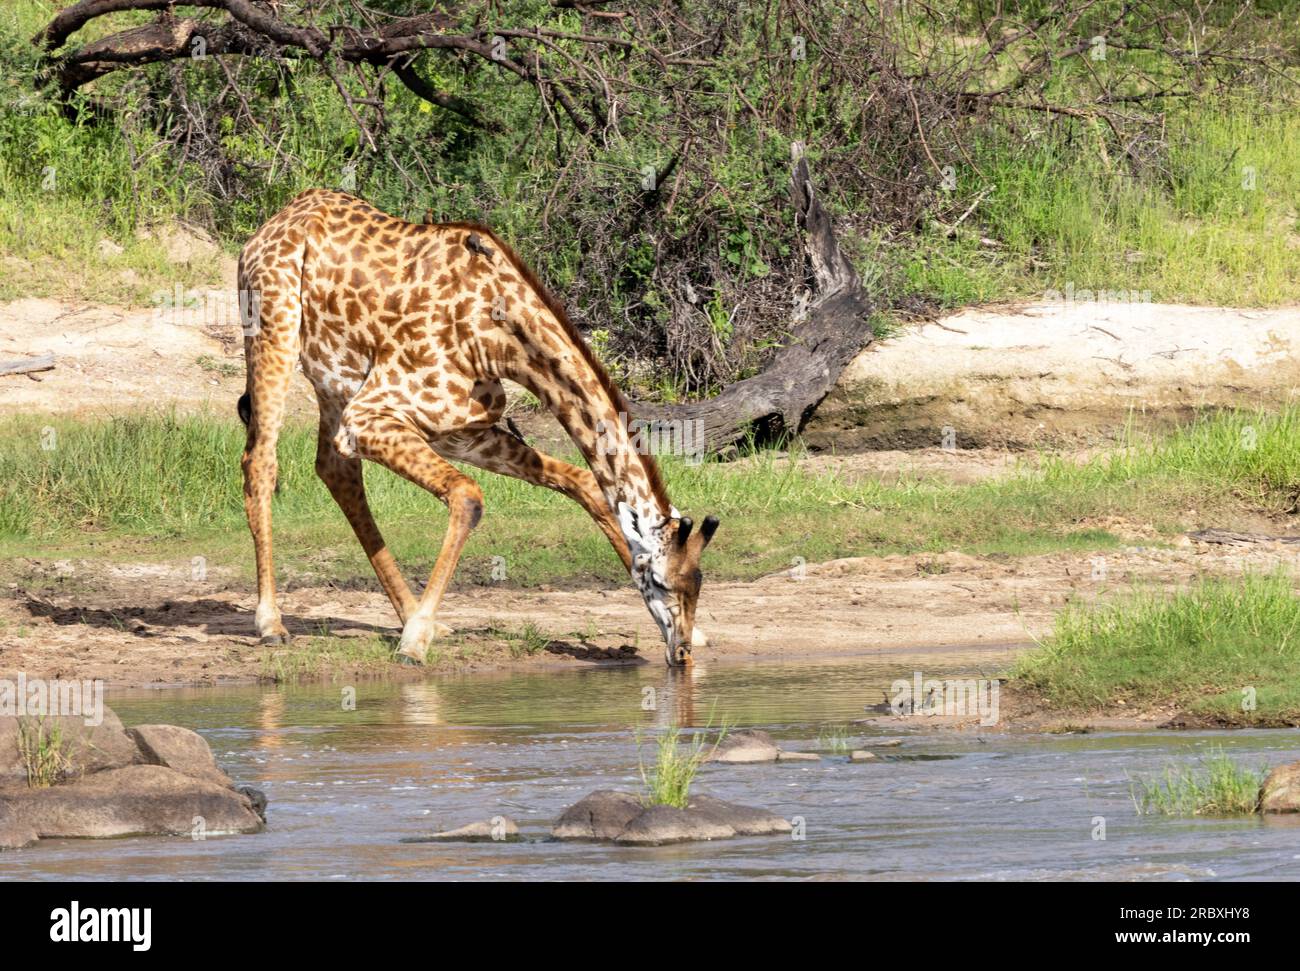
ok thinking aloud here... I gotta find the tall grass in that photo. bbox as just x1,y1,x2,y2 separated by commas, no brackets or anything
1013,571,1300,720
909,107,1300,308
1132,748,1267,816
637,725,717,809
16,716,73,788
5,405,1300,585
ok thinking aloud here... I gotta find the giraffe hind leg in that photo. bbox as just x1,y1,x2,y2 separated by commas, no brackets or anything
240,268,303,645
314,404,418,625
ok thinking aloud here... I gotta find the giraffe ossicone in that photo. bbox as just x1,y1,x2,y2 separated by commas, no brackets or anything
237,190,719,667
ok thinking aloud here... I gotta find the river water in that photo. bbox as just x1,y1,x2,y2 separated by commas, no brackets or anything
7,655,1300,880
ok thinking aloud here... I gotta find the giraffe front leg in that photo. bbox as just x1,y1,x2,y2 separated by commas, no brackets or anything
396,481,482,663
349,412,484,664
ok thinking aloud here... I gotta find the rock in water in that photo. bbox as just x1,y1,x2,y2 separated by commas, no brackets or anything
1260,761,1300,813
0,765,264,846
685,795,792,835
128,724,232,787
849,750,878,762
551,790,643,840
551,790,791,845
706,728,781,764
776,751,821,762
405,816,521,843
614,805,735,845
0,708,265,850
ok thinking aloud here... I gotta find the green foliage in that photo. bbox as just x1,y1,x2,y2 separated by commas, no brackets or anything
1132,748,1267,816
13,405,1300,590
3,1,1298,390
638,724,718,809
1014,572,1300,722
16,716,73,788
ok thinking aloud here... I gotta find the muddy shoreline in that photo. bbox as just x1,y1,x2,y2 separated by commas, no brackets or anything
5,541,1300,731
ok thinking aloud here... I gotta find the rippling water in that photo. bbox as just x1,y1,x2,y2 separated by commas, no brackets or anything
8,655,1300,880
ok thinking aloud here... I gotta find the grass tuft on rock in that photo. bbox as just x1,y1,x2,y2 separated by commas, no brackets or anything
637,725,719,810
17,717,73,788
1132,748,1267,817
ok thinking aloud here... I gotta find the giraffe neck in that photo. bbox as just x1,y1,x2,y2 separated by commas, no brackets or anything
501,307,673,528
524,361,674,525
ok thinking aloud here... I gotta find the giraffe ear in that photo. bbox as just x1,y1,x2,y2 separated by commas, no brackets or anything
700,515,720,548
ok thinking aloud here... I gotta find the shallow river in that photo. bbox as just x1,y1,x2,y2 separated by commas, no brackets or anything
8,655,1300,880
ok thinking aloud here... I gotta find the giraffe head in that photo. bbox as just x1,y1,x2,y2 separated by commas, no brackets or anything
618,504,719,666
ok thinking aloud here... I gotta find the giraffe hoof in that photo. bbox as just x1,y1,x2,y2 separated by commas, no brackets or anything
259,633,291,647
395,652,424,667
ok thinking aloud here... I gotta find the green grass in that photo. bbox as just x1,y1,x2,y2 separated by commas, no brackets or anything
1131,748,1268,816
16,716,73,788
913,108,1300,309
5,405,1300,591
491,621,552,659
260,633,399,683
637,725,718,809
816,724,857,754
1013,572,1300,723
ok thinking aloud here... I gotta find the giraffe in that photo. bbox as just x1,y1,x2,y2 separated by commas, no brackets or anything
237,189,718,666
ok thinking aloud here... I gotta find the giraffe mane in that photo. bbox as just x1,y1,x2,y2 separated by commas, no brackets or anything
441,221,672,515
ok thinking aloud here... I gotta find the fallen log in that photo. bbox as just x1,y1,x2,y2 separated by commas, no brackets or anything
633,155,874,453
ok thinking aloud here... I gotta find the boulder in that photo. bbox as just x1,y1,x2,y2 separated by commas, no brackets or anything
614,805,736,845
405,816,521,843
551,790,643,840
1259,761,1300,814
0,706,265,850
0,764,264,849
849,750,878,762
706,728,781,764
0,801,37,851
551,790,791,845
685,795,792,836
127,724,231,788
776,751,821,762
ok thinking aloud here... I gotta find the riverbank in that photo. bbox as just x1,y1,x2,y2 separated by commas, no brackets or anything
3,537,1298,697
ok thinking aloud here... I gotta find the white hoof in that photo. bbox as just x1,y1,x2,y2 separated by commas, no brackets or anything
398,614,439,664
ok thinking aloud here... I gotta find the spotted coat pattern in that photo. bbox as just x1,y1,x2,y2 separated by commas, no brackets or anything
238,190,716,664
